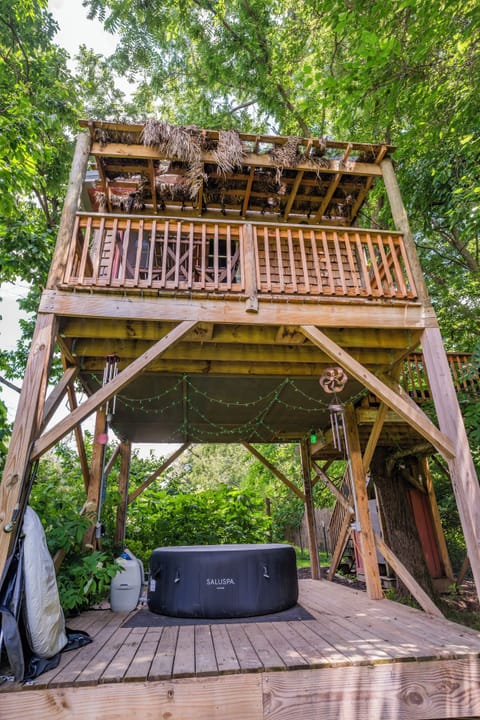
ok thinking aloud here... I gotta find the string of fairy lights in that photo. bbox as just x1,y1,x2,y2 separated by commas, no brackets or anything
85,372,370,443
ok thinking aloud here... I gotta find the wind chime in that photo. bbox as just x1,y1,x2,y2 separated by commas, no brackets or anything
319,366,349,452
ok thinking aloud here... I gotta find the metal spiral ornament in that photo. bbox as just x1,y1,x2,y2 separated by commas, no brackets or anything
319,366,348,394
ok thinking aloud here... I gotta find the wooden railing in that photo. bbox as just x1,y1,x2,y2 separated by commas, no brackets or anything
402,352,479,401
63,213,418,301
64,214,243,292
253,225,417,299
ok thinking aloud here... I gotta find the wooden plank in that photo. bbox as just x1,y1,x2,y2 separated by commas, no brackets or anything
31,321,197,460
78,626,133,684
300,325,455,458
421,325,480,598
124,629,161,680
262,658,480,720
39,289,429,330
149,626,179,679
273,621,332,667
210,624,241,674
242,224,257,310
225,624,262,671
194,625,218,676
254,622,308,670
172,625,196,677
1,674,264,720
46,613,129,687
241,623,285,671
70,338,397,366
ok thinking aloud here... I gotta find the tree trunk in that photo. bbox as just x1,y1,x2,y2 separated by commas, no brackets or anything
371,448,436,601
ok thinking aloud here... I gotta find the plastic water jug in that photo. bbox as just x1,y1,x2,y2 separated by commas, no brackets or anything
110,549,143,612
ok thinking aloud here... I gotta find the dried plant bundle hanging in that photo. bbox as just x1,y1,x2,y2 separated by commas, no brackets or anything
213,130,246,175
142,120,203,163
271,137,302,168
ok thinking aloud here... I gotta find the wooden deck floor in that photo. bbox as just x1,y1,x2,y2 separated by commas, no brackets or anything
2,580,480,719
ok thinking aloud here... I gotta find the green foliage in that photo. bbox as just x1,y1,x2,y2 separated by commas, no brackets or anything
126,484,271,566
29,442,120,613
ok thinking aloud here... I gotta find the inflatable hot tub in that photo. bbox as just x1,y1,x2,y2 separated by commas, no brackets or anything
147,543,298,618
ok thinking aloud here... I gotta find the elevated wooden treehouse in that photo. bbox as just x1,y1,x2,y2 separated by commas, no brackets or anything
1,120,480,717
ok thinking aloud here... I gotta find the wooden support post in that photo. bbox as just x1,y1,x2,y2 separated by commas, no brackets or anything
421,326,480,598
362,402,388,472
380,157,429,304
300,440,321,580
242,442,305,500
40,366,78,432
242,224,258,312
65,380,91,493
0,313,57,586
344,404,383,600
128,442,191,503
46,132,91,289
115,441,131,547
420,456,454,583
83,405,107,549
374,533,443,617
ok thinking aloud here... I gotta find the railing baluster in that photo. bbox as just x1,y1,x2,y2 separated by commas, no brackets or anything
287,228,298,293
355,232,371,296
364,233,383,297
225,225,232,289
200,223,207,286
297,228,310,294
388,235,407,297
276,227,285,292
321,231,335,295
309,229,323,294
264,227,271,291
343,231,360,296
64,215,81,283
332,231,346,295
375,233,395,297
187,223,194,287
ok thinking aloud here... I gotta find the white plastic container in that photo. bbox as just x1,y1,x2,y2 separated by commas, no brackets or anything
110,549,143,612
